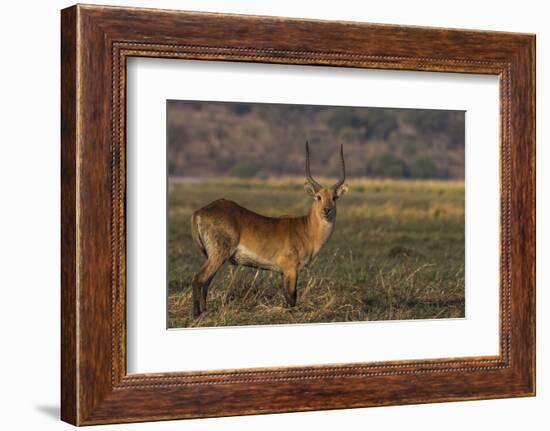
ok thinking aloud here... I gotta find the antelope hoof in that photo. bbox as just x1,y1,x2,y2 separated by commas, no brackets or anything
193,301,202,318
285,298,297,308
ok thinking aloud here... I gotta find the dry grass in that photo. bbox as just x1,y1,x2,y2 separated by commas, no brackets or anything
167,177,465,328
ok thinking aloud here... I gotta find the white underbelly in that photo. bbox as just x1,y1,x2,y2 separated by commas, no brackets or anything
232,245,279,271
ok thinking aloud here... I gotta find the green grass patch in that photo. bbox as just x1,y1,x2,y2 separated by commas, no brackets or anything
167,177,465,328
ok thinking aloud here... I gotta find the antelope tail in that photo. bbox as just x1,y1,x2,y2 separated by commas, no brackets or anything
191,213,207,258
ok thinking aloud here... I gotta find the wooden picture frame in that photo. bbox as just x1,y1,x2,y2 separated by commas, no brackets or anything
61,4,535,425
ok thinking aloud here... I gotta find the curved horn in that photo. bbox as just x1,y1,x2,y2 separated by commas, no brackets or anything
305,141,322,192
332,144,346,191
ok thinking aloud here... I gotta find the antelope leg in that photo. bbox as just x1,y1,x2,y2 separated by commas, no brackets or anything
191,255,225,317
283,270,298,308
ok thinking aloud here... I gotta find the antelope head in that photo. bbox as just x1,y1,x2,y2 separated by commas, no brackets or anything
304,141,349,222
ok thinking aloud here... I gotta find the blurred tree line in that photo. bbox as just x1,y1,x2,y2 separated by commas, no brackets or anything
167,100,464,179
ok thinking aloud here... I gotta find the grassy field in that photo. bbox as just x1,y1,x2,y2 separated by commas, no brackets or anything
167,178,465,328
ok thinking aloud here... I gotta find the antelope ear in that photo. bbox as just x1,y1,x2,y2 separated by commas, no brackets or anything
304,182,317,196
334,183,349,199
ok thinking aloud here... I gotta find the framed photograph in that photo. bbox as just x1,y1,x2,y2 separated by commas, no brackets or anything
61,4,535,425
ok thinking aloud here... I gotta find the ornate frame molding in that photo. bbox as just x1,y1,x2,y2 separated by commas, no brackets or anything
61,5,534,425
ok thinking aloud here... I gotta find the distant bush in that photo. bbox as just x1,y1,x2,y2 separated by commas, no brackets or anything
402,141,418,157
230,161,259,178
367,154,442,179
167,100,465,179
338,126,362,143
409,157,439,179
367,153,409,178
328,110,365,132
230,103,253,115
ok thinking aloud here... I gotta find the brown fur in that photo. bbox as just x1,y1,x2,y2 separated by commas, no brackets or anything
190,184,348,317
190,144,348,317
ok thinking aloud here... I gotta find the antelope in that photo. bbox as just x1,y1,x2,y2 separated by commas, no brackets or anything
190,142,348,317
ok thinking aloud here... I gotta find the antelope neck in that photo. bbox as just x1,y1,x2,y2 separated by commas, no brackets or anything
305,205,335,244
